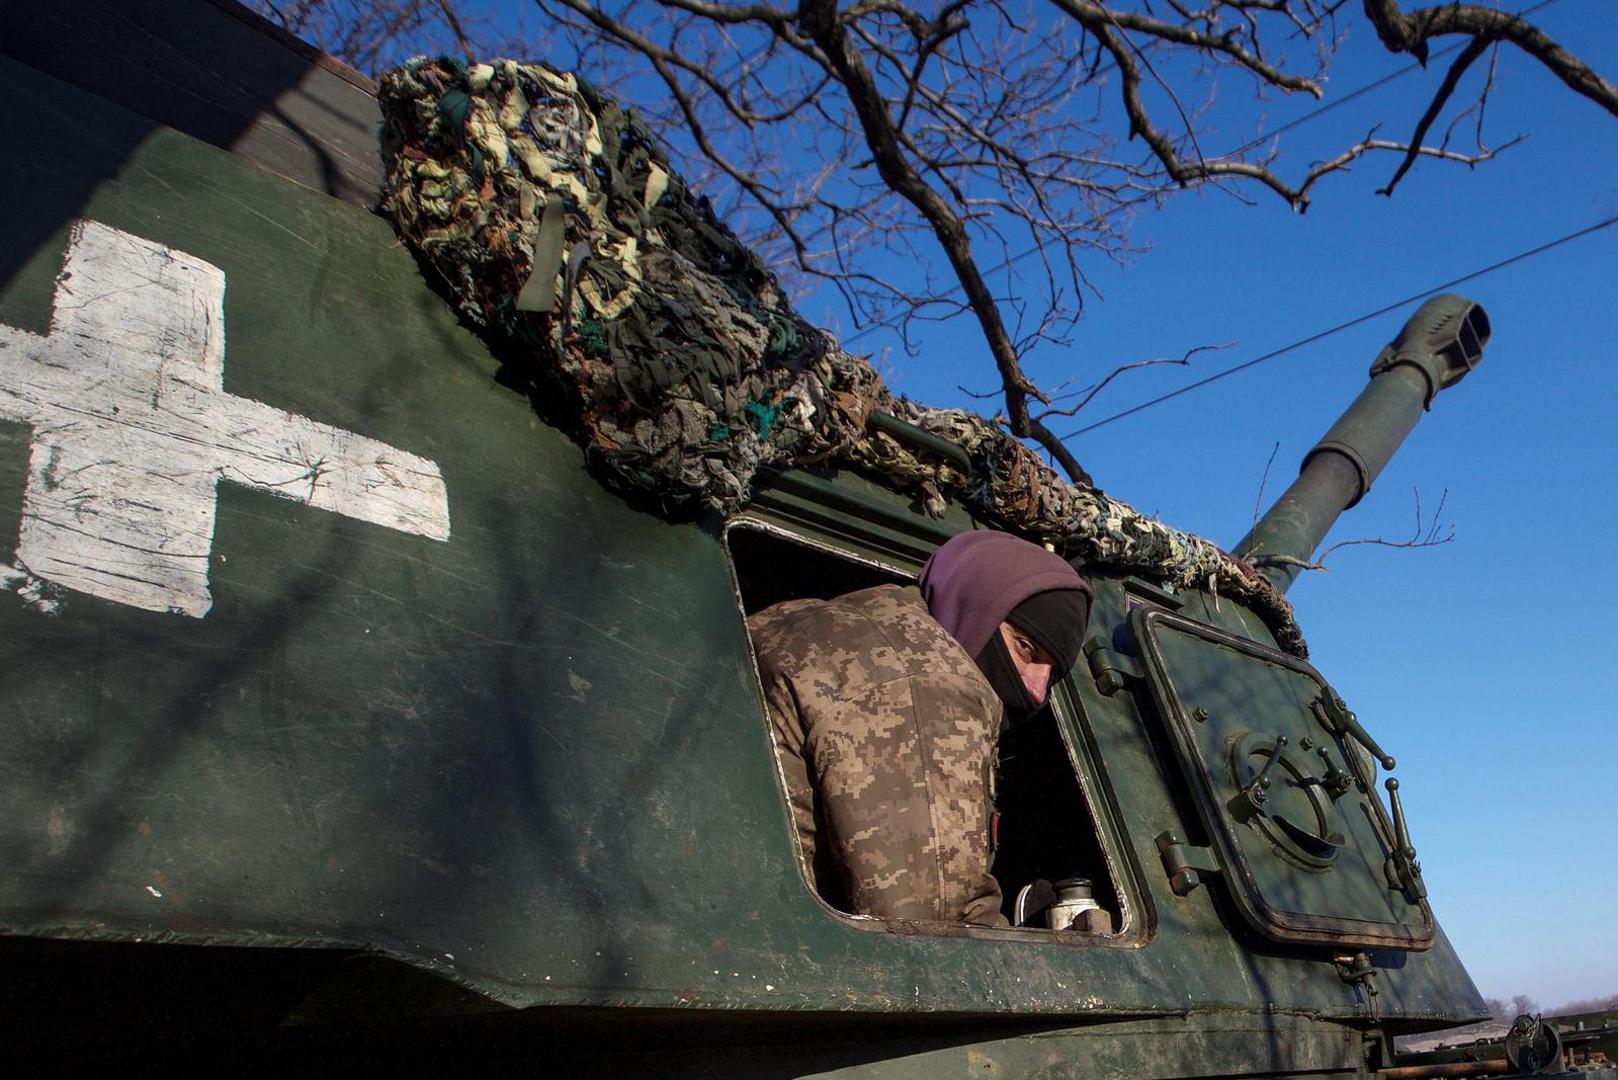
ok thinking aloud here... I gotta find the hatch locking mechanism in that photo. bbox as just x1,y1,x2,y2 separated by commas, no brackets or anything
1310,690,1397,772
1236,733,1287,816
1155,831,1220,897
1383,778,1428,902
1313,746,1354,800
1334,952,1381,1020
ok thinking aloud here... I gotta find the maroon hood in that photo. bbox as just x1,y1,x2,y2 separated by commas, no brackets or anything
918,532,1093,657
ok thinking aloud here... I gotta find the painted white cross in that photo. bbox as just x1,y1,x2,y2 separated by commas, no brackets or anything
0,219,451,617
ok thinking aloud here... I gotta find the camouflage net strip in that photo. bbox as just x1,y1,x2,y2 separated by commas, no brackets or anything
377,58,1305,657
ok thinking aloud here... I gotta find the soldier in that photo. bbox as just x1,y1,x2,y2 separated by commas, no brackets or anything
748,531,1093,926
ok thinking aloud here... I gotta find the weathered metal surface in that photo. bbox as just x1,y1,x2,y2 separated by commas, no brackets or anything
0,0,381,208
1131,609,1434,948
0,0,1504,1069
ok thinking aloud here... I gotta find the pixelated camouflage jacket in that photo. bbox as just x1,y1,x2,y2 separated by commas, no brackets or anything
748,584,1005,926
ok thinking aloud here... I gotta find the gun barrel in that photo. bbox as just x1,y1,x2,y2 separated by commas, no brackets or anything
1235,294,1490,593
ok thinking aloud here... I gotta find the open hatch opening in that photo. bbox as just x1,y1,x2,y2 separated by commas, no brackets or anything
727,525,906,614
727,520,1122,937
992,704,1122,929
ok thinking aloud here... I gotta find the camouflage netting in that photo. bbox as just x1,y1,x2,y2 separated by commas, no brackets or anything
376,57,1305,657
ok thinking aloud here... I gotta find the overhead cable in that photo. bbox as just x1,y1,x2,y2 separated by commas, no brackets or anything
1058,212,1618,440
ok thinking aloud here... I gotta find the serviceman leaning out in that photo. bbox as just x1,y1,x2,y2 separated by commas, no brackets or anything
749,531,1093,926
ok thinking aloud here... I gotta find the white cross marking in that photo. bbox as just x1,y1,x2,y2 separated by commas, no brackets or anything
0,220,451,617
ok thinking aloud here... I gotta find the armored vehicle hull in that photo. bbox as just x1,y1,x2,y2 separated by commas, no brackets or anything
0,1,1572,1075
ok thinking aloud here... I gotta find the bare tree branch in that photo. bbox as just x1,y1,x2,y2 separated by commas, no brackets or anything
1377,36,1491,196
1035,341,1233,422
433,0,474,60
798,0,1045,438
1362,1,1618,119
259,0,1618,491
1029,416,1094,487
1248,486,1454,572
1051,0,1325,96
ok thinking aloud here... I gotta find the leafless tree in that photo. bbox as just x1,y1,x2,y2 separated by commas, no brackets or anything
1554,991,1618,1015
252,1,1618,484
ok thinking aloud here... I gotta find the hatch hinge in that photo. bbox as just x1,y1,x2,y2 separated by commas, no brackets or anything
1155,831,1220,897
1085,636,1143,696
1335,952,1382,1021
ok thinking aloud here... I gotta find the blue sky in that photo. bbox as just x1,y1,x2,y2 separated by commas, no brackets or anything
810,7,1618,1008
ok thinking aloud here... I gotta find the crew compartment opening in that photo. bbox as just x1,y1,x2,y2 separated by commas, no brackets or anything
726,521,1122,935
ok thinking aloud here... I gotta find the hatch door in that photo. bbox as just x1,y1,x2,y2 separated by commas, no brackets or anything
1132,607,1434,949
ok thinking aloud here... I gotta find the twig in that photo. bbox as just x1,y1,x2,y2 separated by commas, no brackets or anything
1035,341,1232,421
1250,486,1455,572
1253,440,1281,527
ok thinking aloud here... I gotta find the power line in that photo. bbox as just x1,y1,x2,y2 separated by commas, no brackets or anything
840,0,1562,347
1057,212,1618,440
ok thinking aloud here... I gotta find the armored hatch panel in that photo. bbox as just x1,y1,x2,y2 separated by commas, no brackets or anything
1133,606,1434,949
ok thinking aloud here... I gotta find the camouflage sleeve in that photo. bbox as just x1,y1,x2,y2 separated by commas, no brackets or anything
807,670,1005,927
749,589,1006,927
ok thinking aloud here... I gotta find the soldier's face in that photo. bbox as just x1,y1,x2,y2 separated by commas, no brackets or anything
998,622,1057,705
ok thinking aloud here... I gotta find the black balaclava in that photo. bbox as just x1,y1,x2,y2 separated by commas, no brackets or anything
974,634,1041,725
971,587,1092,727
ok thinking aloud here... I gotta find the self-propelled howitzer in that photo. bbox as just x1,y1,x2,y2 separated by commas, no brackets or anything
6,2,1602,1077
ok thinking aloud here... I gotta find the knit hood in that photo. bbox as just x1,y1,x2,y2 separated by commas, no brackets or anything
919,532,1093,658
